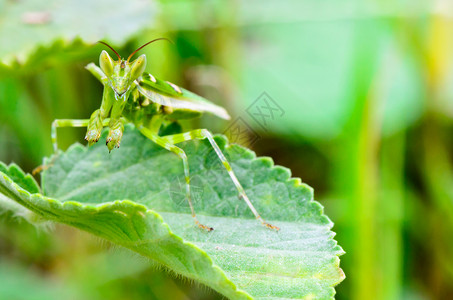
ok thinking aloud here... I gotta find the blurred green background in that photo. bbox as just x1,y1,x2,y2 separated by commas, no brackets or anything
1,0,453,299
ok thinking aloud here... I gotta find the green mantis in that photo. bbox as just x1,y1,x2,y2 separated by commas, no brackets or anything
50,39,279,231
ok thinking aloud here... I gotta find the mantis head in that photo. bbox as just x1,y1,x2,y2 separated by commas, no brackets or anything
98,39,171,98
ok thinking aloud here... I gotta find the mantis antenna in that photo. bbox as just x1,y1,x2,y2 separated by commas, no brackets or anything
98,41,122,61
127,38,173,62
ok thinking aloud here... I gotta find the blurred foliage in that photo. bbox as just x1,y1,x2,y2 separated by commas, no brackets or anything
239,2,427,139
0,211,221,300
0,0,156,70
0,0,453,299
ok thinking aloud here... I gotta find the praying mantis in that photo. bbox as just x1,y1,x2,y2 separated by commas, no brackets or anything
50,39,279,231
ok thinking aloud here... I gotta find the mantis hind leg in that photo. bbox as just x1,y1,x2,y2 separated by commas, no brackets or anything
159,128,279,231
138,126,213,231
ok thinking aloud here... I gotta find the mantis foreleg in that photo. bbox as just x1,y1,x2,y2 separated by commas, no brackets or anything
85,63,108,85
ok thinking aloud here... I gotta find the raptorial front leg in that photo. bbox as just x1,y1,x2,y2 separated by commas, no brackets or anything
161,129,279,231
106,93,127,152
85,63,108,85
139,126,214,231
85,86,114,146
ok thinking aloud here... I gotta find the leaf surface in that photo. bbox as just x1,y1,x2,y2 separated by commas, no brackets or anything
0,126,344,299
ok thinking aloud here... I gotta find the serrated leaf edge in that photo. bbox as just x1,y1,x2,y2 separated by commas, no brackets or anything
40,126,345,292
0,170,253,299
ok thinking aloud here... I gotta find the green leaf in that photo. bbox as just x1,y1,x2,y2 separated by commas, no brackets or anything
0,162,40,194
0,162,40,221
0,0,157,70
1,126,344,299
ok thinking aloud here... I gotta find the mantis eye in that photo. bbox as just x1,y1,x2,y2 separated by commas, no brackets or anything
100,50,114,77
130,54,146,80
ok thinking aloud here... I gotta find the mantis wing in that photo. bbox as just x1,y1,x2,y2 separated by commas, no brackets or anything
136,73,230,120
